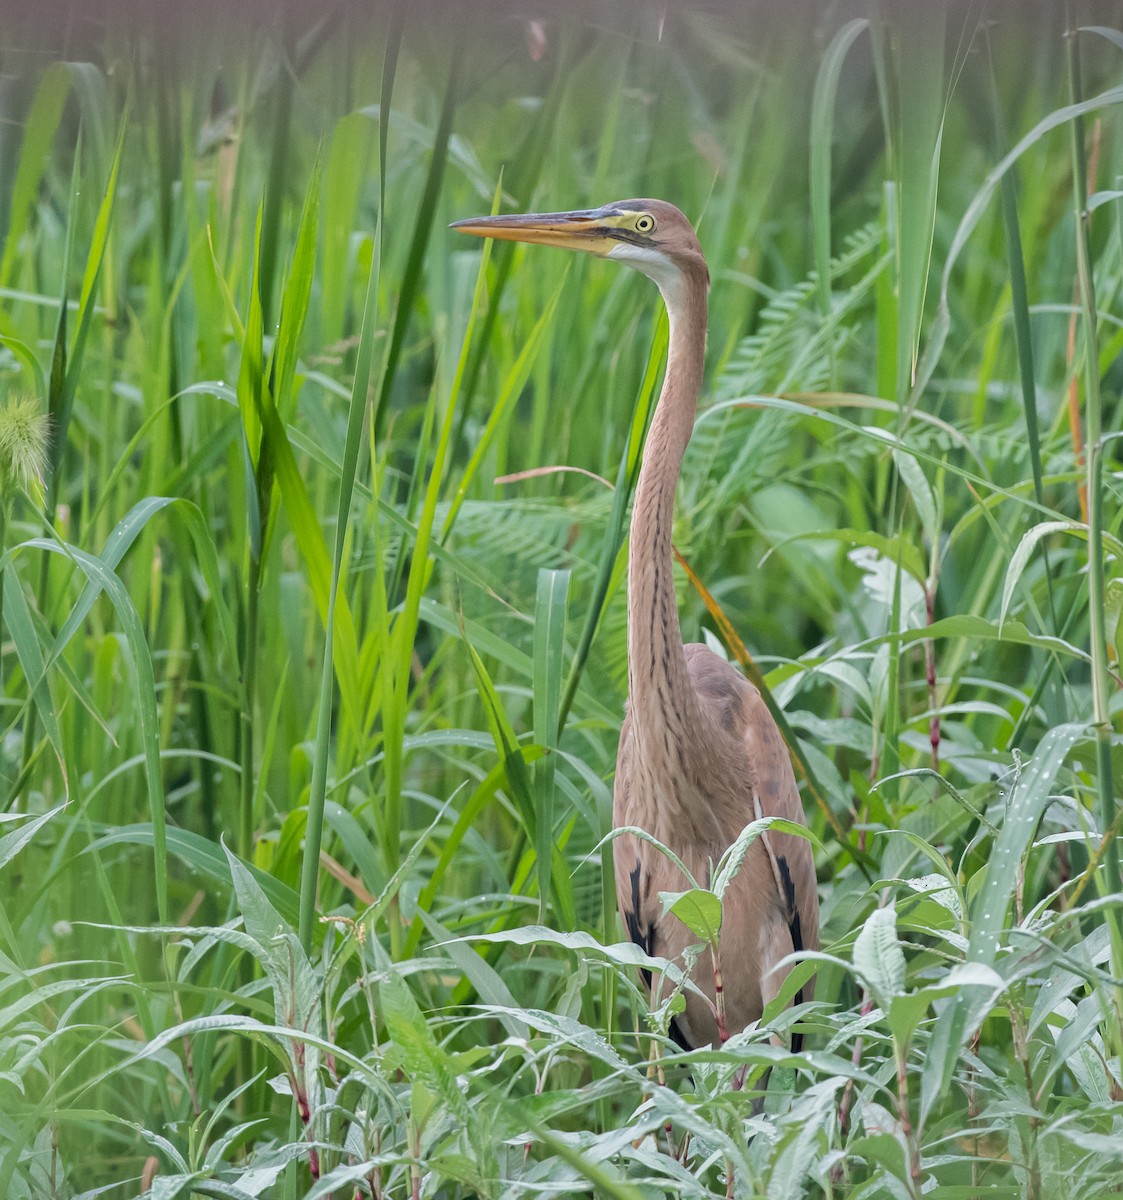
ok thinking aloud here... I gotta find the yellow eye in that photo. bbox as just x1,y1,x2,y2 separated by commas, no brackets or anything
634,213,656,234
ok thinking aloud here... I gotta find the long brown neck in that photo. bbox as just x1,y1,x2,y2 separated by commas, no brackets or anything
626,269,708,750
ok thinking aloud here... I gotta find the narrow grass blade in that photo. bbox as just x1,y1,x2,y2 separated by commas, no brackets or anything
924,81,1123,377
271,155,320,419
0,63,70,289
532,567,570,918
810,20,868,328
17,538,168,922
3,572,66,785
372,49,459,440
57,110,125,470
380,180,499,878
299,203,382,950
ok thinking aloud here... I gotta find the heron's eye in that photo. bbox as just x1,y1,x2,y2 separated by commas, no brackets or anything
634,214,656,234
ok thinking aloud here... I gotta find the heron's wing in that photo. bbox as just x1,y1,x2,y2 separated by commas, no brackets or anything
612,712,698,1050
737,681,820,1015
685,646,819,1027
613,650,820,1047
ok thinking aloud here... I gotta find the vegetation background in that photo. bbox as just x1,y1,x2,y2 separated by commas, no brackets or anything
1,0,1123,1195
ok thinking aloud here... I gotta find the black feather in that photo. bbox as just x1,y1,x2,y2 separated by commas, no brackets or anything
667,1013,692,1052
776,854,806,1053
625,862,653,992
625,861,692,1050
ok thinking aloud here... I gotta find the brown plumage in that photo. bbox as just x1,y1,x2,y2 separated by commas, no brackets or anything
452,198,819,1051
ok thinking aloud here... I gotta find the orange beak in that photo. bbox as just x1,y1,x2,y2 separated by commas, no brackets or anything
450,206,621,255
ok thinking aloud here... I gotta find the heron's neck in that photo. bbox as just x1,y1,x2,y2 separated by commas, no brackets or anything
627,270,708,746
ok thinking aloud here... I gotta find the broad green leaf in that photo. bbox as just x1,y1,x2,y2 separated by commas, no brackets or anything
712,816,821,902
658,888,722,945
999,520,1115,628
923,723,1085,1118
893,449,939,546
769,527,927,586
459,925,698,994
381,971,472,1127
853,904,905,1008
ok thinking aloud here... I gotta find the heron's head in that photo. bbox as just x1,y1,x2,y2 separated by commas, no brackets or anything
451,198,708,302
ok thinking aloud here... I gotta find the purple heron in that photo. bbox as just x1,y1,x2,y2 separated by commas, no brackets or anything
452,199,818,1052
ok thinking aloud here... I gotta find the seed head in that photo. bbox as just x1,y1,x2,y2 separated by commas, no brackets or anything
0,395,50,494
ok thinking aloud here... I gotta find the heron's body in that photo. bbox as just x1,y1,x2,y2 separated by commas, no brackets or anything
453,198,819,1050
616,648,817,1047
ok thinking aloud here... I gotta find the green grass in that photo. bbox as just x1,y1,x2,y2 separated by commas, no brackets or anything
2,2,1123,1196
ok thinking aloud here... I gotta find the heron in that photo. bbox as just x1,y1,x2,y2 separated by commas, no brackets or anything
452,199,819,1053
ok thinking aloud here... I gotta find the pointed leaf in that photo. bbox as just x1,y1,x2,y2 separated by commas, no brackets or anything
853,904,905,1008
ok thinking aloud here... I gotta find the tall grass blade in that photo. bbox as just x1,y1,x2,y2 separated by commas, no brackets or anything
372,49,459,441
0,63,70,289
2,571,65,784
22,539,168,921
533,567,570,919
1067,15,1123,1053
299,204,382,950
810,19,868,351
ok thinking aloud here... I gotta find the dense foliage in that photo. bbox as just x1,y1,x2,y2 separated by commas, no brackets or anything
2,1,1123,1196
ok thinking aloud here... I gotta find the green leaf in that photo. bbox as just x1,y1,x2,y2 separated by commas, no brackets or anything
893,449,939,546
381,971,472,1127
58,108,126,469
3,571,66,779
711,815,820,902
531,566,570,916
237,204,266,478
810,19,869,324
464,635,535,837
0,63,71,289
372,53,459,440
594,824,699,891
86,823,300,927
999,521,1111,628
853,904,905,1008
11,538,167,921
769,526,927,585
459,925,698,994
927,80,1123,376
299,163,378,951
271,157,320,419
0,805,63,871
658,888,722,946
923,723,1085,1118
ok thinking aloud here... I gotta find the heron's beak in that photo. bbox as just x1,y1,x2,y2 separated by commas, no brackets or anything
450,207,619,255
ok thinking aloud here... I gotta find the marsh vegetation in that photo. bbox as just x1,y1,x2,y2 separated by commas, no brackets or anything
2,2,1123,1196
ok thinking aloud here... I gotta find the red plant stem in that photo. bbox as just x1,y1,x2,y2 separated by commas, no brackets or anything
714,955,729,1045
896,1046,922,1191
838,989,873,1137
